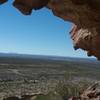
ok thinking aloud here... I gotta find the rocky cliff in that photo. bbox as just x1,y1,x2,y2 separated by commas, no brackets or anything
0,0,100,60
69,82,100,100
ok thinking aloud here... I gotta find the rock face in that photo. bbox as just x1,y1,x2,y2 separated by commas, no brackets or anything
13,0,50,15
0,0,100,60
47,0,100,60
69,82,100,100
71,25,100,60
0,0,7,5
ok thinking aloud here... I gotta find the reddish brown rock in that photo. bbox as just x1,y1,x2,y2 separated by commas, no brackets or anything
68,96,80,100
71,25,100,60
69,83,100,100
0,0,7,5
47,0,100,60
0,0,100,60
80,83,100,100
13,0,49,15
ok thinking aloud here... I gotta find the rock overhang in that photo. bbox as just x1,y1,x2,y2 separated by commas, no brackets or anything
0,0,100,60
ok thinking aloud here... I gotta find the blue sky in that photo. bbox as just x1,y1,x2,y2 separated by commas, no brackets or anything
0,1,88,57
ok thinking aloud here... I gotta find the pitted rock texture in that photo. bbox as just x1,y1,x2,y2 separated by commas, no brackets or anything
0,0,100,60
69,82,100,100
71,25,100,60
47,0,100,60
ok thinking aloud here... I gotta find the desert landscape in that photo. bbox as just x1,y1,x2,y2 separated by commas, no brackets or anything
0,54,100,100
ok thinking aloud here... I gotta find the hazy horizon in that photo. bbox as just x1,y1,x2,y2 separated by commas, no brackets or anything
0,52,95,59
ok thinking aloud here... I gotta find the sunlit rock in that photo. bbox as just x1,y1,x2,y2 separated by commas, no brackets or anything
0,0,100,60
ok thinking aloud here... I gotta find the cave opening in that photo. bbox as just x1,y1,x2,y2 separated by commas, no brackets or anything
0,0,100,60
0,1,100,100
0,2,88,58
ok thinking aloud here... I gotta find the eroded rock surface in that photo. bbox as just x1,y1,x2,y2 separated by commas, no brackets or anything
47,0,100,60
13,0,50,15
71,25,100,60
69,82,100,100
0,0,100,60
